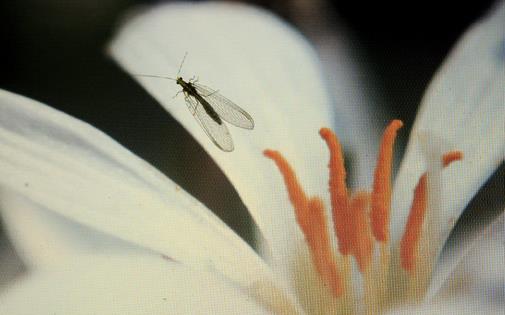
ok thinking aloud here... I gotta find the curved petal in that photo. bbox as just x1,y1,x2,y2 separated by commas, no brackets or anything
428,213,504,305
386,297,504,315
1,193,166,268
390,214,504,314
109,2,338,279
0,256,274,315
0,89,277,291
391,2,505,245
314,29,384,188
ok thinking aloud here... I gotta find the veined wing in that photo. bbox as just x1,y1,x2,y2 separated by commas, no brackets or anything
193,83,254,129
184,95,234,152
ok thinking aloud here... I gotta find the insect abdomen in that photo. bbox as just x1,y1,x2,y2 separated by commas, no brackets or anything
199,98,223,125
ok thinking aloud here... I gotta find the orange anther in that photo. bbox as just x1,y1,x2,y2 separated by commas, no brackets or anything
400,174,427,274
320,128,352,255
308,197,344,296
264,150,343,297
349,192,374,272
400,151,463,274
442,151,463,167
371,120,403,243
264,150,308,208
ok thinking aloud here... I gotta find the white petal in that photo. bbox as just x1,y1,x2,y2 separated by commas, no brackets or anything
390,215,504,313
410,132,448,266
0,236,22,292
109,2,337,282
0,256,274,315
428,213,504,303
1,193,163,268
391,2,505,243
386,297,504,315
0,89,275,290
315,30,384,188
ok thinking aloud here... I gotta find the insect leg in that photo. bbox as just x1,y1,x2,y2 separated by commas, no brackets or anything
172,90,183,99
189,76,200,84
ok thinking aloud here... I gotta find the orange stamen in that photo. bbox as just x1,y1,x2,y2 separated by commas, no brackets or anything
400,150,463,273
400,174,427,274
442,151,463,167
307,197,344,296
348,192,374,272
371,120,403,243
264,150,344,297
264,150,308,206
319,128,352,255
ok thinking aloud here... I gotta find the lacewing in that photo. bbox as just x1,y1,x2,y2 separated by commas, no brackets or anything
135,54,254,152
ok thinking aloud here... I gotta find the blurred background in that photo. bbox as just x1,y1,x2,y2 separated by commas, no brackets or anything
0,0,501,289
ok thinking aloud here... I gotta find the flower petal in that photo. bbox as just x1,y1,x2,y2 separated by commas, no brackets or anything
386,297,504,315
315,32,384,188
0,256,275,314
1,193,165,268
0,236,22,292
390,214,504,313
391,2,505,244
109,2,337,280
0,89,276,291
428,212,504,302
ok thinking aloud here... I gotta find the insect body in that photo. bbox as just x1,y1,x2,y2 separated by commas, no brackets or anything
176,77,223,125
174,76,254,152
135,53,254,152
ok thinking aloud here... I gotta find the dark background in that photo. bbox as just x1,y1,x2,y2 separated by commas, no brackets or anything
0,0,498,245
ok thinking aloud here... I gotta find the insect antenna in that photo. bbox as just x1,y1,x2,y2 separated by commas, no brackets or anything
132,52,188,81
176,52,188,77
133,74,176,81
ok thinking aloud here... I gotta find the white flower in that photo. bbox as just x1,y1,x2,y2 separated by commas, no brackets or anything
0,2,503,314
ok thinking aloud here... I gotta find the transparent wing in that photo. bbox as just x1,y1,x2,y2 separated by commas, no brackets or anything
193,83,254,129
184,95,234,152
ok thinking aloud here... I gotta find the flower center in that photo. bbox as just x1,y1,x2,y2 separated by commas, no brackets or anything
264,120,462,312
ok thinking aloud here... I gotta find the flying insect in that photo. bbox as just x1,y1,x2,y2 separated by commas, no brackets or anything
135,54,254,152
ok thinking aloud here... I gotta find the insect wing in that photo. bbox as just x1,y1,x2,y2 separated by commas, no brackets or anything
184,95,234,152
192,83,254,129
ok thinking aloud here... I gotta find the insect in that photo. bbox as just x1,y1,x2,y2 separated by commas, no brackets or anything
135,54,254,152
